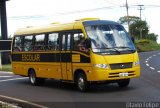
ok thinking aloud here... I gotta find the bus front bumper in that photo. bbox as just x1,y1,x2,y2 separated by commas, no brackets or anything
87,66,140,82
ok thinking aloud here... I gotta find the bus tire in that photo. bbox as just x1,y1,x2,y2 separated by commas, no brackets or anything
76,73,88,92
29,70,45,86
118,79,130,88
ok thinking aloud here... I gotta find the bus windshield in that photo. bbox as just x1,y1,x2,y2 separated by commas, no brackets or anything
85,25,136,54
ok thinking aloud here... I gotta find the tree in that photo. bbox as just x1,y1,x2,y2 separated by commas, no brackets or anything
118,16,149,40
118,16,140,25
147,33,158,41
129,20,149,39
119,16,158,41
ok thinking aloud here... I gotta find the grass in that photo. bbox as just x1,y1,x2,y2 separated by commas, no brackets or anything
135,39,160,52
0,64,12,72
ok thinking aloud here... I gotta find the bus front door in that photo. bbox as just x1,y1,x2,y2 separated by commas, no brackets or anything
60,33,73,80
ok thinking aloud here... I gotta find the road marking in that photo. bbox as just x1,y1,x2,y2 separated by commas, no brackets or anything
0,72,13,74
145,61,148,63
153,55,156,57
0,76,13,78
149,56,152,59
150,67,155,70
0,78,27,83
146,58,149,61
157,71,160,73
146,64,149,66
0,94,48,108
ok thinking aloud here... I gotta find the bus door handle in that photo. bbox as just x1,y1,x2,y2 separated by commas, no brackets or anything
67,69,71,72
57,69,61,72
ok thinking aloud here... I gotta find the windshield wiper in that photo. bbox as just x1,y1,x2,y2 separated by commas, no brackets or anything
113,46,131,49
113,46,136,52
108,47,121,54
93,47,121,54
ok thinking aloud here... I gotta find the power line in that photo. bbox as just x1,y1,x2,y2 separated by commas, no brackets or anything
121,3,160,21
8,6,114,20
56,6,113,15
103,0,121,6
137,5,145,20
8,3,160,21
130,5,160,20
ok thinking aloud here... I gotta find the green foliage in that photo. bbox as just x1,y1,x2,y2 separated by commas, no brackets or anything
118,16,140,25
129,20,149,39
0,64,12,71
135,40,160,52
147,33,158,41
118,15,158,41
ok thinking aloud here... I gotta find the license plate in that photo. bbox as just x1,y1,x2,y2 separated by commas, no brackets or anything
119,72,128,77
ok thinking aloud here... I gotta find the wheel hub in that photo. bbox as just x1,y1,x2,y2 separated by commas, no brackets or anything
78,77,84,90
30,73,35,84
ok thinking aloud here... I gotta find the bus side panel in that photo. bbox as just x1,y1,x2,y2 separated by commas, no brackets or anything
12,62,28,76
30,63,62,79
72,63,92,79
12,62,62,79
61,62,73,80
66,63,73,80
61,62,67,80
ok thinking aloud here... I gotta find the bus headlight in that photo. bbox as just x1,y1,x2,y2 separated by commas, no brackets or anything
94,64,108,69
134,61,140,66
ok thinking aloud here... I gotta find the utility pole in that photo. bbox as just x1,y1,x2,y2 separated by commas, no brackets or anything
0,0,10,65
120,0,130,35
125,0,130,35
137,5,144,20
0,0,8,40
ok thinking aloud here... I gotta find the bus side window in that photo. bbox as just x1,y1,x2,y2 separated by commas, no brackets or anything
61,33,71,51
48,33,59,51
13,36,23,52
61,34,66,51
24,35,33,52
34,34,45,51
67,34,71,50
73,33,86,52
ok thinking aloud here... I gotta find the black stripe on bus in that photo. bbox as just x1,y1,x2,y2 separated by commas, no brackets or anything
12,52,90,63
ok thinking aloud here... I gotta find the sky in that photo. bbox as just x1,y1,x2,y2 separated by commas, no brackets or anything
6,0,160,43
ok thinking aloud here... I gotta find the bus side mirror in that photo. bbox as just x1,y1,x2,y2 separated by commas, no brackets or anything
57,38,59,44
85,38,91,49
131,37,135,43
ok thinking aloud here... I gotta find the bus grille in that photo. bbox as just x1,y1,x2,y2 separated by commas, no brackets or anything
108,71,135,78
110,62,132,70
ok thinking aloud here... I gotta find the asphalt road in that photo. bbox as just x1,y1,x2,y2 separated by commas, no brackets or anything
0,51,160,108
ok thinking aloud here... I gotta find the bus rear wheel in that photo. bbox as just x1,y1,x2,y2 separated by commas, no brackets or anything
29,70,45,86
76,73,88,92
117,79,130,88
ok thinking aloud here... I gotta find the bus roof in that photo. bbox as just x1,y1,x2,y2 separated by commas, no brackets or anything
83,20,120,26
14,18,120,36
14,22,76,36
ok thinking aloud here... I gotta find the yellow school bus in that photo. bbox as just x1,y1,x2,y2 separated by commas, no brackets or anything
11,18,140,92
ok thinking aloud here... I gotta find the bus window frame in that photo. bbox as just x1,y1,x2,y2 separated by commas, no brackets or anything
47,32,60,51
23,35,34,52
59,30,74,51
12,29,86,53
12,35,24,52
72,29,89,53
34,34,46,51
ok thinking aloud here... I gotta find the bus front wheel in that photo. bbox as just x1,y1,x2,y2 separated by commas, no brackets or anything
76,73,88,92
29,70,45,86
117,79,130,88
